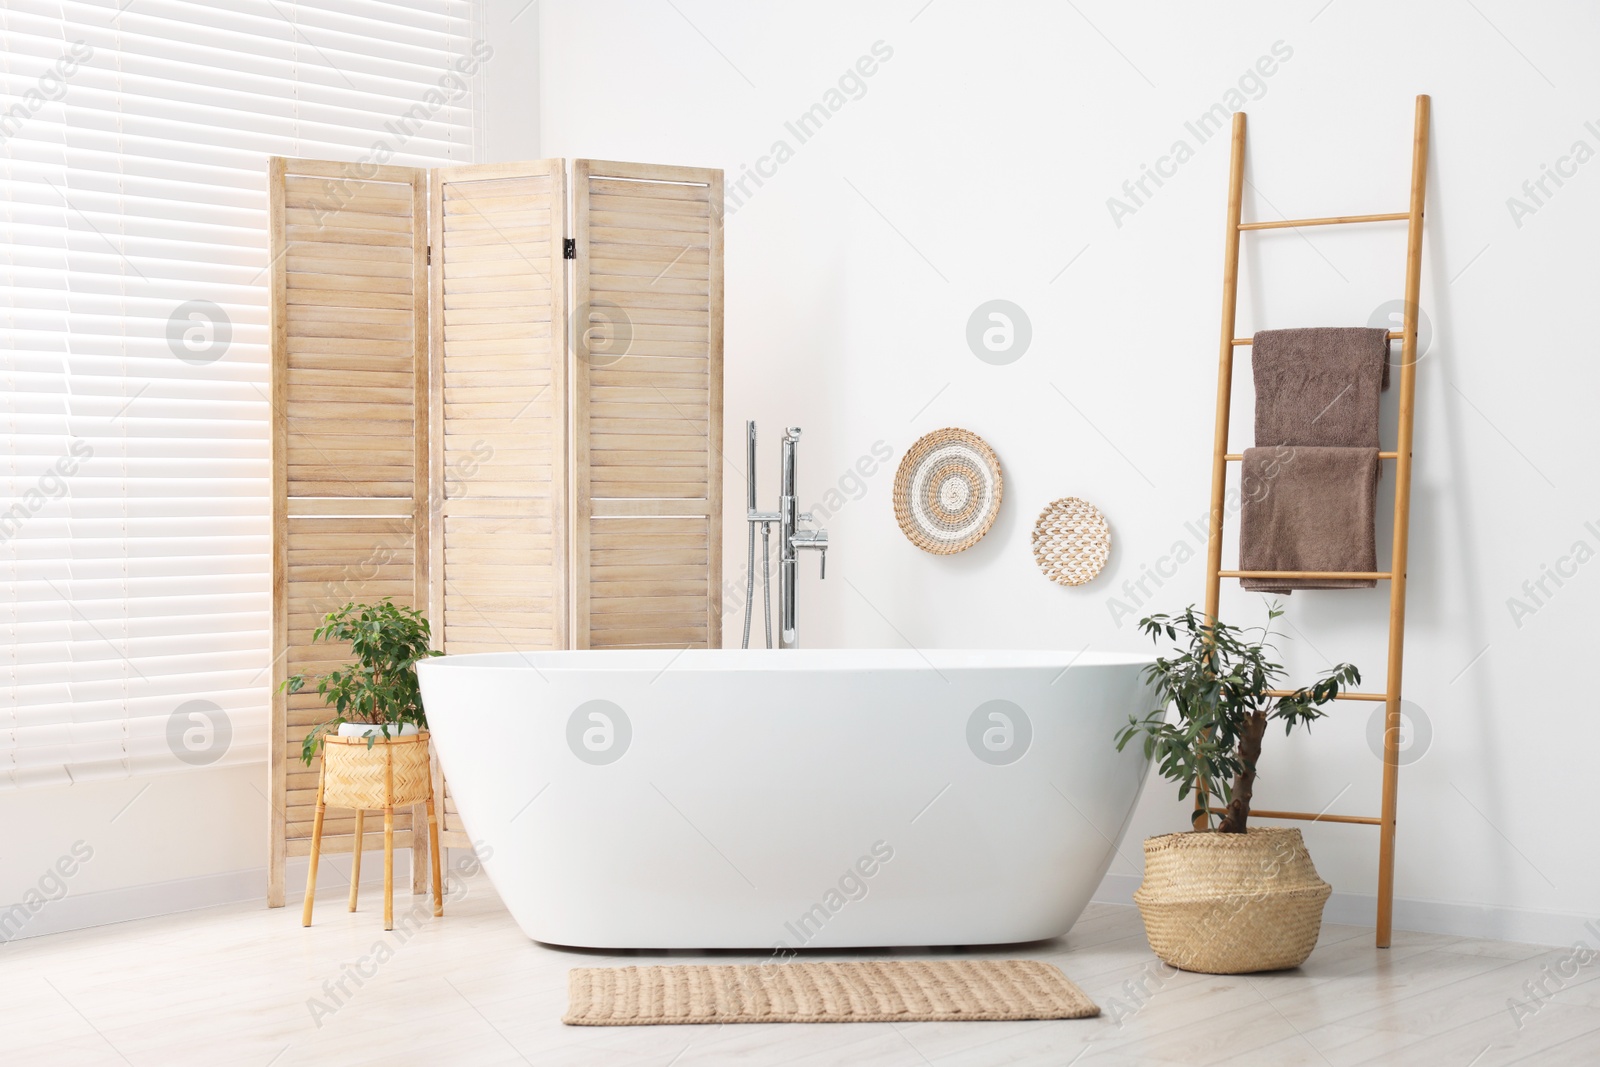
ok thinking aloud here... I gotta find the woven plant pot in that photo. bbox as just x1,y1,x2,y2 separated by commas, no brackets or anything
320,730,433,810
1133,827,1331,974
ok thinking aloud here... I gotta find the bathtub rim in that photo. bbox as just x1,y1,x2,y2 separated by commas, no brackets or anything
416,648,1158,674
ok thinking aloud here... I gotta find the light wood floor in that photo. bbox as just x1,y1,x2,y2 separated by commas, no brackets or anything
5,873,1598,1065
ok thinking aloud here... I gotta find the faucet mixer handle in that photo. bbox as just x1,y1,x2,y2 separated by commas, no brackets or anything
819,545,826,579
792,527,828,578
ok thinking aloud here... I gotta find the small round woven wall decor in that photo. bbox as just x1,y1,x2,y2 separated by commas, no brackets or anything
893,428,1003,555
1032,497,1110,586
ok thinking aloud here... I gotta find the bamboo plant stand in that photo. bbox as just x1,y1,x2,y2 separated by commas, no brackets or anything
301,731,443,931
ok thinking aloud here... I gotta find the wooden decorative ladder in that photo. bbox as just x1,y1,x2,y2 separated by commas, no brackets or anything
1201,95,1430,949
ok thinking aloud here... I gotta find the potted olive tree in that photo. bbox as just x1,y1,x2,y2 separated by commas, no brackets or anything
284,600,445,931
1116,606,1360,973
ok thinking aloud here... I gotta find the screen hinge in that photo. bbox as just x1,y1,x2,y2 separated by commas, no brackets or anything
563,238,576,260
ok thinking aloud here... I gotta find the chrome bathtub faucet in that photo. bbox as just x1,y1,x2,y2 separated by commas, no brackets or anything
743,422,828,650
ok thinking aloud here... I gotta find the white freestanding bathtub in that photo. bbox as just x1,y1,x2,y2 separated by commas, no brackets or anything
417,648,1154,950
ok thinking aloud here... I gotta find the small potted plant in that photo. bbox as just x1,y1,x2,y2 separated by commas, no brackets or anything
1116,605,1360,974
284,599,445,930
285,599,442,764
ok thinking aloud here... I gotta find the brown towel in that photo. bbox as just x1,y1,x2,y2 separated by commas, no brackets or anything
1239,446,1379,592
1253,327,1390,448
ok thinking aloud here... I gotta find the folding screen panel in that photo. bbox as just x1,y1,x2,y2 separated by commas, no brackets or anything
427,160,567,849
268,158,430,907
571,160,724,649
428,161,567,654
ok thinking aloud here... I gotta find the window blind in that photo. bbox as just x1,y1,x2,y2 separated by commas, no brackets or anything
0,0,479,790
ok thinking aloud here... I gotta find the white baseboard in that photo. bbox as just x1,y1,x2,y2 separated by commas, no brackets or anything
0,852,414,943
1093,873,1596,949
7,861,1591,949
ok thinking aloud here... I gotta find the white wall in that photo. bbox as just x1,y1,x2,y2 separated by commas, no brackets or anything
0,763,415,940
479,0,541,159
536,0,1600,944
0,766,263,939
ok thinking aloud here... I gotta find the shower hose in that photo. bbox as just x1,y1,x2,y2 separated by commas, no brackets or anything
740,520,773,649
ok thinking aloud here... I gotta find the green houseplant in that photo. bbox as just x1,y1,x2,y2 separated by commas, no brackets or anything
1116,605,1361,973
283,599,442,765
286,600,446,933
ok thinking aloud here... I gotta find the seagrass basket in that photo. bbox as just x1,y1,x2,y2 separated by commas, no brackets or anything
320,731,433,809
1133,827,1331,974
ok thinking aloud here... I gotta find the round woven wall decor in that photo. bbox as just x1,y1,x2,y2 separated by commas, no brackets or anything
893,428,1003,555
1031,497,1110,586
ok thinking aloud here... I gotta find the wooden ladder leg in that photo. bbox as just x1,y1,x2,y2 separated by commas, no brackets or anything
383,806,395,931
301,764,327,927
427,778,444,918
1196,110,1249,831
348,809,364,912
383,750,396,932
1376,93,1431,950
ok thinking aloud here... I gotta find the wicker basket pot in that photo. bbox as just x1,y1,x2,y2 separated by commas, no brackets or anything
1133,827,1332,974
319,730,433,810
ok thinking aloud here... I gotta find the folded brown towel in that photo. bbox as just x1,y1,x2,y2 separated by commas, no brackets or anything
1253,327,1390,449
1239,446,1379,592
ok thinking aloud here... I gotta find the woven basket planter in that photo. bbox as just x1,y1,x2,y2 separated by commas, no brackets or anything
1133,828,1331,974
304,730,442,931
320,731,433,810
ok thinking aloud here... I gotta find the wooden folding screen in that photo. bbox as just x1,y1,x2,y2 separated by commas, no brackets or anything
269,157,722,905
571,160,724,649
425,161,567,850
268,159,430,907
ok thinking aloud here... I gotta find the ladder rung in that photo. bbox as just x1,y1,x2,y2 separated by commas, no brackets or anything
1265,688,1390,702
1250,809,1383,826
1233,330,1402,346
1238,211,1409,231
1225,452,1399,461
1219,569,1392,580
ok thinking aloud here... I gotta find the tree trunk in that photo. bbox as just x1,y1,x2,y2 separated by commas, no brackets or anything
1217,710,1268,833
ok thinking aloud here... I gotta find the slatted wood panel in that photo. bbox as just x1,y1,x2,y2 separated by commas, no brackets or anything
427,160,568,848
429,162,567,655
269,159,430,906
572,160,724,649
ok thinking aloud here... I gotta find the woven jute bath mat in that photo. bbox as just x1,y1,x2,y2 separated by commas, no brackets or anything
563,959,1099,1025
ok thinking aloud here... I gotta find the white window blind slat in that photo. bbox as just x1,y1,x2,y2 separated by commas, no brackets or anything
1,0,477,790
